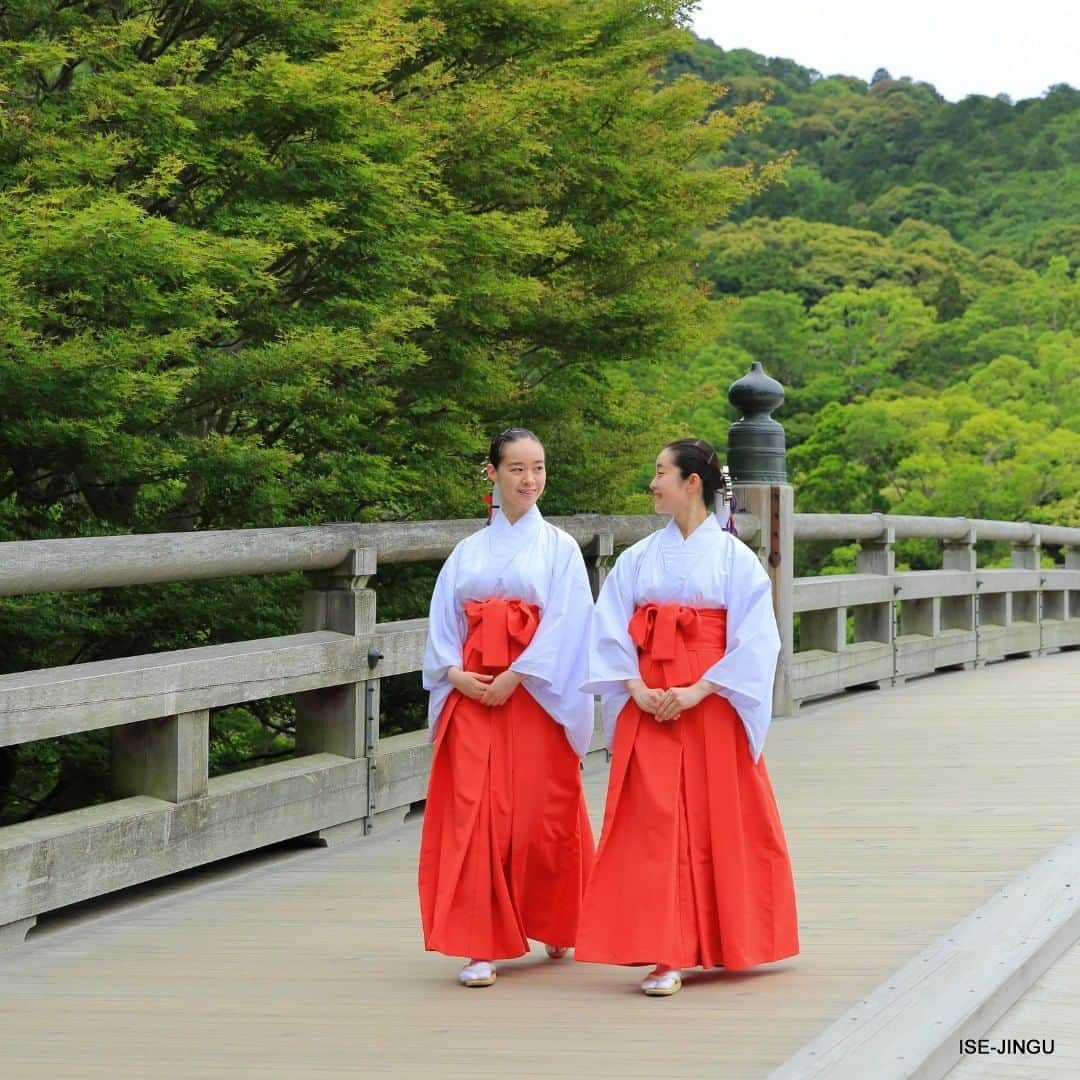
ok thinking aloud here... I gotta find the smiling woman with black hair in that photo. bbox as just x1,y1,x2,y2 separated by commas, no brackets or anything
575,437,799,997
418,429,596,989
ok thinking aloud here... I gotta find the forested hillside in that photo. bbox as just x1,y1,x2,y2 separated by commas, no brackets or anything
671,38,1080,262
652,37,1079,559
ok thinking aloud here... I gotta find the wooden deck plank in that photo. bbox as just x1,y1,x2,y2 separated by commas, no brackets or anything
0,652,1076,1079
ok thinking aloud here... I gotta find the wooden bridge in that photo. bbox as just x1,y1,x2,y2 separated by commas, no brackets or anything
1,498,1078,1078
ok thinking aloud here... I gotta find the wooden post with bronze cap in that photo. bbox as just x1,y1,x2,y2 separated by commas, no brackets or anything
726,362,794,717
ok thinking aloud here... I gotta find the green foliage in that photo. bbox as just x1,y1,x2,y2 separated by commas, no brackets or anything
647,39,1079,580
669,42,1080,265
697,216,1003,307
0,2,777,820
788,326,1080,535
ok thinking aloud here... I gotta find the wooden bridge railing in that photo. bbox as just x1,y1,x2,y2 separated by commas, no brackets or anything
1,510,1078,948
789,514,1080,702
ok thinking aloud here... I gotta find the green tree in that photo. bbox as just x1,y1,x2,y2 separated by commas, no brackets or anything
0,1,781,821
807,285,937,393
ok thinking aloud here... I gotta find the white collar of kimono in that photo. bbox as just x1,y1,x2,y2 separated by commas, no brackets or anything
660,513,722,549
488,503,543,539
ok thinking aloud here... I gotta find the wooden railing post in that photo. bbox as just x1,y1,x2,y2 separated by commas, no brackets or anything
295,547,377,759
855,526,895,644
1010,534,1041,571
735,482,794,717
112,710,209,803
584,532,614,600
1010,533,1042,656
800,607,846,653
295,546,378,840
726,361,794,717
940,528,978,668
1067,547,1080,632
3,512,1079,947
854,526,898,685
942,528,977,572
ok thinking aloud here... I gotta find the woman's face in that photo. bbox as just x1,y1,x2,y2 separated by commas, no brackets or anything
649,448,700,516
486,437,546,518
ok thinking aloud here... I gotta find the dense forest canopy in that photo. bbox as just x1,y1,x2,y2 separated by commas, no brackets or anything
655,37,1079,555
0,1,777,818
1,8,1077,819
670,39,1080,265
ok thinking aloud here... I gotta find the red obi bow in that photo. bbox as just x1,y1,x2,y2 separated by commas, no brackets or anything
463,598,540,670
628,603,699,687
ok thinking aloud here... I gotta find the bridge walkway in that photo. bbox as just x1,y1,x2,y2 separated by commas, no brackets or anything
0,652,1077,1079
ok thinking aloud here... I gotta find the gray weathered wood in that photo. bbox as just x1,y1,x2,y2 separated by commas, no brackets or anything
0,620,433,748
111,710,209,803
1,513,1074,600
943,529,978,572
854,601,892,646
738,483,794,716
794,514,1080,546
800,607,846,653
0,526,380,598
1045,618,1080,649
294,683,365,759
795,574,895,612
896,627,974,678
295,548,377,761
0,754,368,927
371,729,432,815
2,507,1080,944
0,916,35,951
0,632,358,747
856,527,895,576
366,619,429,675
2,654,1078,1074
791,641,893,701
583,532,615,600
899,596,939,639
0,513,768,598
769,834,1080,1080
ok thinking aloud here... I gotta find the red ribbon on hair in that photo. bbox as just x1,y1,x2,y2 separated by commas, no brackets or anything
482,492,494,524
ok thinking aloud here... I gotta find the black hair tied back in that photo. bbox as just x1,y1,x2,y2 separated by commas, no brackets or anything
487,427,542,467
664,437,729,506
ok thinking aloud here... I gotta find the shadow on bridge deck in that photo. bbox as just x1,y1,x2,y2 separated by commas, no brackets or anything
1,652,1077,1079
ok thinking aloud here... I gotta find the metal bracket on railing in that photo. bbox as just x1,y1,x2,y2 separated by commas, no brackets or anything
769,485,782,568
367,644,384,671
974,578,983,666
892,584,902,686
1039,578,1047,655
363,678,379,835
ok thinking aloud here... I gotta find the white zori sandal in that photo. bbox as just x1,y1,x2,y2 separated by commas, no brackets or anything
459,961,496,987
641,967,682,997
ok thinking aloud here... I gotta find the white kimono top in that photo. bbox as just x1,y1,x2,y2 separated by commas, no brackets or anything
582,514,780,761
422,505,596,756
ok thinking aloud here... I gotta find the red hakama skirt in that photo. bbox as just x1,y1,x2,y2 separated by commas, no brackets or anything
419,597,596,959
575,603,798,970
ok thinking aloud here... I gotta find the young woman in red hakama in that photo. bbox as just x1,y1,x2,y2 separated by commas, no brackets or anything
418,429,596,988
576,438,798,996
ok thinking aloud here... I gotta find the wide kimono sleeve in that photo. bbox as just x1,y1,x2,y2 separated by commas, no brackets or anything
422,543,466,738
701,538,781,762
579,546,641,748
509,533,596,756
